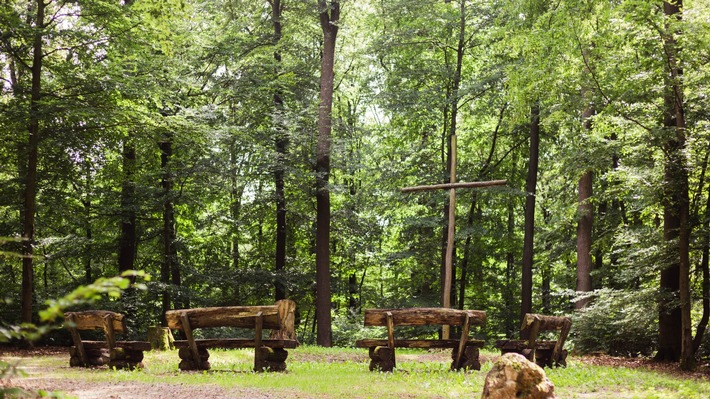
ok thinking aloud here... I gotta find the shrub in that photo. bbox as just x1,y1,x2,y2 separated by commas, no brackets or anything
571,288,658,357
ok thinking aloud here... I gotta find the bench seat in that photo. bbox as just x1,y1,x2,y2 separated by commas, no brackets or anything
494,339,556,351
173,338,298,350
80,340,153,351
356,338,484,349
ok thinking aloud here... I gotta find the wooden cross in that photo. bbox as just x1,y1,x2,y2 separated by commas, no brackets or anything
402,139,506,338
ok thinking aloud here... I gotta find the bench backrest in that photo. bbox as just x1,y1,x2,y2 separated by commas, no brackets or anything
363,308,486,327
521,314,571,336
165,299,296,340
64,310,126,334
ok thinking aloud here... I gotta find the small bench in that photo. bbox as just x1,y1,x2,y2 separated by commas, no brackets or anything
165,299,298,372
494,313,571,368
355,307,486,372
64,310,151,370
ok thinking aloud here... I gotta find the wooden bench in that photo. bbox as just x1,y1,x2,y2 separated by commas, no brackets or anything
355,307,486,372
64,310,151,370
165,299,298,372
494,313,571,368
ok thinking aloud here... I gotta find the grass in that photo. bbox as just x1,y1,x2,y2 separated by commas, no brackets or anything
3,346,710,398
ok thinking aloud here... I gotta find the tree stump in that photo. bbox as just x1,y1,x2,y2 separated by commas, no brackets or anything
450,346,481,371
147,326,175,351
368,346,395,372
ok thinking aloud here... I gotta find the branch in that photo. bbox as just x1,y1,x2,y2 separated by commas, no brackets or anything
575,31,654,132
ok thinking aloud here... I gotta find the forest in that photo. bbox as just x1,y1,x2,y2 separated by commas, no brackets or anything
1,0,709,372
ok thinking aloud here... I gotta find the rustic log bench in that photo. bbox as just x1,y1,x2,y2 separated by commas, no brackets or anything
494,313,571,368
165,299,298,372
64,310,151,370
355,307,486,372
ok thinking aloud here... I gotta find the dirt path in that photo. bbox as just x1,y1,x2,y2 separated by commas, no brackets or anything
3,347,710,398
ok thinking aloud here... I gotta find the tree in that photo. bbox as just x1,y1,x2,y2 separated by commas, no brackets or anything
315,0,339,347
576,100,594,310
521,102,539,327
656,0,693,370
19,0,46,326
271,0,288,301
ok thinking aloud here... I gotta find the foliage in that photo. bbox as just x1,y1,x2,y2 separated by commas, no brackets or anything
571,288,658,357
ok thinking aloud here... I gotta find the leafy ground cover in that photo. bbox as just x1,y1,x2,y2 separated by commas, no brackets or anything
2,346,710,398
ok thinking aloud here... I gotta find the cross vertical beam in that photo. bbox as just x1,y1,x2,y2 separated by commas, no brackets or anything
402,178,506,339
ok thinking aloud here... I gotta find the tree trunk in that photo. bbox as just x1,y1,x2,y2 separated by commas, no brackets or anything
272,0,288,302
118,139,137,275
21,0,46,325
576,99,594,310
439,0,467,339
315,0,339,347
693,179,710,354
458,193,477,310
657,0,693,370
576,169,594,309
160,136,177,324
521,102,540,337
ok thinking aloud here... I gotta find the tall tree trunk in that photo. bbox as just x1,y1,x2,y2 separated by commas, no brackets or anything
315,0,339,347
657,0,693,370
272,0,288,301
505,149,519,337
576,171,593,309
84,199,93,284
118,139,137,275
229,141,244,275
576,91,595,310
160,136,177,324
21,0,46,325
438,0,467,338
693,179,710,354
521,102,540,336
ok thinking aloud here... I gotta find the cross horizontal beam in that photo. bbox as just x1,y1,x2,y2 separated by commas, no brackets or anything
401,180,507,194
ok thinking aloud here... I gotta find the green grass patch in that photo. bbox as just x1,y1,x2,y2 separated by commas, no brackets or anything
3,346,710,398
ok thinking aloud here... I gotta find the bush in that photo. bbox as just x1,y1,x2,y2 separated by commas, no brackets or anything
571,288,658,357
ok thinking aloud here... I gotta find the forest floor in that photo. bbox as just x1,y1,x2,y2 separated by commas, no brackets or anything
2,345,710,398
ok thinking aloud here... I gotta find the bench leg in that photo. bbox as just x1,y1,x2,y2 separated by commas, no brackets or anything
368,346,395,372
255,347,289,372
69,347,110,367
450,347,481,371
534,348,553,368
109,348,145,370
178,347,211,371
553,349,568,368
